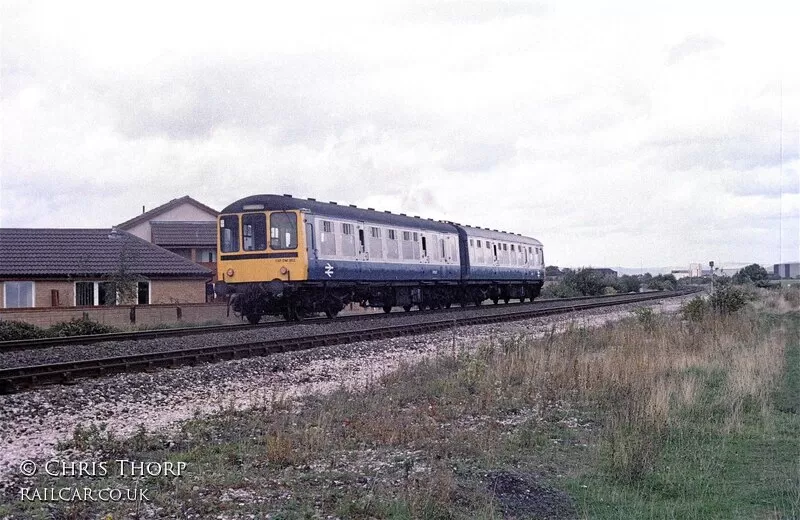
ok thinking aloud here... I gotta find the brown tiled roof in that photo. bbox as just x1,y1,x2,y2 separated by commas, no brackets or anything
0,229,211,278
117,196,218,230
151,221,217,247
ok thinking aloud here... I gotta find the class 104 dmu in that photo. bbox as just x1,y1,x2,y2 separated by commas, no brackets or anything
215,194,545,322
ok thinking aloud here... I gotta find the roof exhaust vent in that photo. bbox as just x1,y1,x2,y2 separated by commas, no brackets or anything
283,194,293,197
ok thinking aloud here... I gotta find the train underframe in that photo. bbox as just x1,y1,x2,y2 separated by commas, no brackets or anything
220,280,544,323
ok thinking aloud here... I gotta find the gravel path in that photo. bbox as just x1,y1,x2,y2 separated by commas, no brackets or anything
0,295,691,484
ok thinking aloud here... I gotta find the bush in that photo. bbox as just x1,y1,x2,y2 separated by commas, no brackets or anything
632,307,657,329
47,317,118,337
681,297,708,322
0,320,47,341
710,285,751,314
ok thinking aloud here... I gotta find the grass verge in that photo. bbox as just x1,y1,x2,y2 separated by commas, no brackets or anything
2,289,798,519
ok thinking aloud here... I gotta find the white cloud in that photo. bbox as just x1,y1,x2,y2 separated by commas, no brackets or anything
2,0,799,268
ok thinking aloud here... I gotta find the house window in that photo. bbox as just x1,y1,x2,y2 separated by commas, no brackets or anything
137,281,150,304
196,249,217,262
75,281,127,306
76,281,94,306
4,281,34,308
76,281,114,306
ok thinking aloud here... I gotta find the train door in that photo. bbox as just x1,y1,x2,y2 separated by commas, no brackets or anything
492,242,499,277
357,222,368,261
305,222,316,260
420,234,430,263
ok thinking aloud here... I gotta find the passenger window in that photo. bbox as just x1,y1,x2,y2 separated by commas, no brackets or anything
269,212,297,249
320,220,336,256
387,229,399,259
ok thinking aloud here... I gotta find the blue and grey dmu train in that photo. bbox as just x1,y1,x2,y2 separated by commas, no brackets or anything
215,194,545,322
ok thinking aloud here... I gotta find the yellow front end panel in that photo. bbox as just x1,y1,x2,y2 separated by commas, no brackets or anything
217,210,309,285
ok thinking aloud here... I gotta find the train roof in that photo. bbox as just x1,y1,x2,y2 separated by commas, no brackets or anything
458,225,542,246
221,194,457,233
221,194,542,245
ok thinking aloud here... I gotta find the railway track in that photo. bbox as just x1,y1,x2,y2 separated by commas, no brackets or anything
0,291,694,353
0,289,698,393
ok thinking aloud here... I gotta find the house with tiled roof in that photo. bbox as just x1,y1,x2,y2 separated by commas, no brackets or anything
0,229,212,308
117,196,219,278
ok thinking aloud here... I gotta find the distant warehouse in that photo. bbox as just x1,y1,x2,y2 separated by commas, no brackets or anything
0,228,211,309
773,262,800,279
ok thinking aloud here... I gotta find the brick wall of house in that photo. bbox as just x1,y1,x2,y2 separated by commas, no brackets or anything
34,281,75,307
150,279,207,304
0,302,240,328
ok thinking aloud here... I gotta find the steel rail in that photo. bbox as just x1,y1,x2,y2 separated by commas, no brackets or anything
0,290,699,353
0,289,697,394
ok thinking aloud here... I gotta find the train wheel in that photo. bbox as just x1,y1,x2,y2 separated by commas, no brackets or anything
503,297,510,304
383,305,392,314
403,305,412,312
324,306,339,319
519,295,525,303
246,314,261,325
492,297,499,305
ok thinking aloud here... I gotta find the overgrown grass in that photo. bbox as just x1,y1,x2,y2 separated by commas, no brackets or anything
4,289,798,519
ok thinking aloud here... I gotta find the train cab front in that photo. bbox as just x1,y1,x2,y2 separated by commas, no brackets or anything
216,209,308,322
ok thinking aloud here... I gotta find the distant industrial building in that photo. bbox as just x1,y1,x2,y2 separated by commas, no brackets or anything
774,262,800,279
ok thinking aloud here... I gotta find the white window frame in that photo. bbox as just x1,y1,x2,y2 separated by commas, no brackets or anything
3,281,35,308
74,280,150,306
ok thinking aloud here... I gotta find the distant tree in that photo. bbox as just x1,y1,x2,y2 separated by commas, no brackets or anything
102,237,141,305
732,264,770,287
647,274,677,291
545,265,562,277
615,275,641,293
564,268,606,296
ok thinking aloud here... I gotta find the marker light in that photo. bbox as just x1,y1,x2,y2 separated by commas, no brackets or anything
226,268,235,277
280,267,288,275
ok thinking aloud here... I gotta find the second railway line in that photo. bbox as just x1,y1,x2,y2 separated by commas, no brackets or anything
0,290,698,393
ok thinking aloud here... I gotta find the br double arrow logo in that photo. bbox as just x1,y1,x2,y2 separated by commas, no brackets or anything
324,263,334,277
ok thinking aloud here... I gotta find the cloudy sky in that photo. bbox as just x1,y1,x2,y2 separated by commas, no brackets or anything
1,0,798,269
